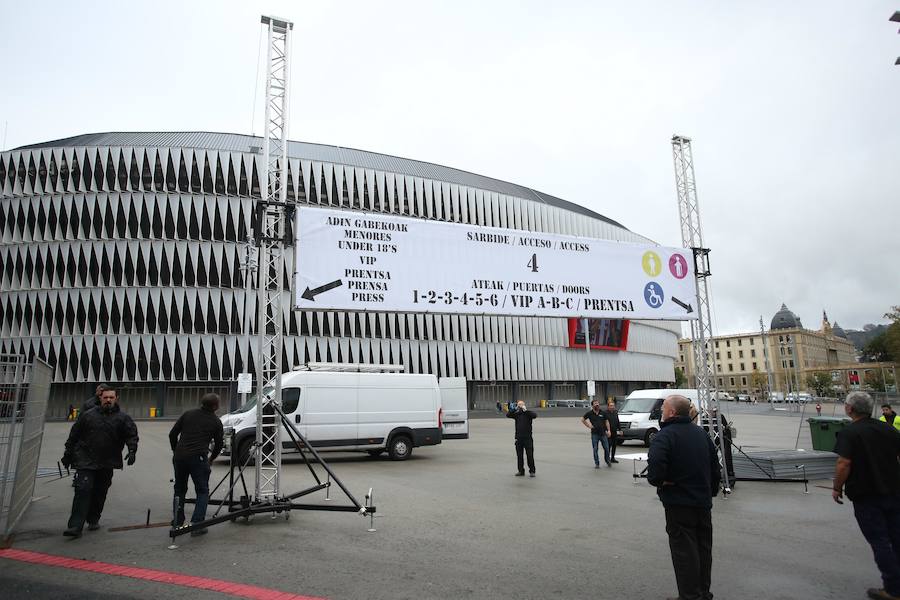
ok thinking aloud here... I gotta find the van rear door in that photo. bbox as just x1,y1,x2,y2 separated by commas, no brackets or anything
439,377,469,439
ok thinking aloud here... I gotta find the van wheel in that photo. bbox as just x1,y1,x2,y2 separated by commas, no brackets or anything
237,438,255,466
367,449,383,458
388,435,413,461
644,429,658,447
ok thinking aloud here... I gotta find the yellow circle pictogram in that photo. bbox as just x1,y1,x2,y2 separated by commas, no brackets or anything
642,251,662,277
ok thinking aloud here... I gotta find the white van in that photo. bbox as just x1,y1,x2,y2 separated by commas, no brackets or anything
221,370,467,462
617,388,699,446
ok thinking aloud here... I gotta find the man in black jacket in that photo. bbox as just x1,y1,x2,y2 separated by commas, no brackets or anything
648,394,721,600
61,387,139,538
168,393,224,535
507,399,537,477
702,408,734,489
606,399,622,463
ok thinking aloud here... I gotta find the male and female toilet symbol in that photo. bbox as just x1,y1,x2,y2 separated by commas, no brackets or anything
641,250,689,309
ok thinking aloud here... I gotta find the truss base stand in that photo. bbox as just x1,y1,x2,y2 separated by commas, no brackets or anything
169,402,376,544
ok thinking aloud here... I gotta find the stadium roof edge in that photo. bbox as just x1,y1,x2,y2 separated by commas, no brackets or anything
12,131,628,230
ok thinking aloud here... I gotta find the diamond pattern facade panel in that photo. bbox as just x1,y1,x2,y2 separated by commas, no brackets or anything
0,133,678,416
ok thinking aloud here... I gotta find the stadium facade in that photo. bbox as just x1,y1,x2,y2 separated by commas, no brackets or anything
0,132,680,418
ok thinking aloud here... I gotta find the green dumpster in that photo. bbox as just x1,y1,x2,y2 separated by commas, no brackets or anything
807,416,852,452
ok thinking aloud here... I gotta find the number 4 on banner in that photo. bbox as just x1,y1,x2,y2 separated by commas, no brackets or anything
527,253,539,273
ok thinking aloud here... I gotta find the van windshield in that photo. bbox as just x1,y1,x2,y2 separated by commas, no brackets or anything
619,397,660,414
233,386,274,413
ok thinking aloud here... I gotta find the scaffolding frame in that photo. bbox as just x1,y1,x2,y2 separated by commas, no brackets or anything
253,15,293,501
671,135,730,493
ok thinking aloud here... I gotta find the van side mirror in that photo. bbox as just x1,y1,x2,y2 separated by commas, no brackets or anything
650,408,662,420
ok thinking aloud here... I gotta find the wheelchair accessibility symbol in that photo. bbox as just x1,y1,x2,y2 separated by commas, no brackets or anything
644,282,664,309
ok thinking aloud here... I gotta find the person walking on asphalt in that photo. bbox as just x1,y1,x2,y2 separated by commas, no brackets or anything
833,392,900,600
606,399,622,463
81,383,109,415
648,394,721,600
507,399,537,477
581,399,612,467
169,393,224,536
61,387,139,538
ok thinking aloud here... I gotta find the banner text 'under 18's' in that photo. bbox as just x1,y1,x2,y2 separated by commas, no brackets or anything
294,207,698,321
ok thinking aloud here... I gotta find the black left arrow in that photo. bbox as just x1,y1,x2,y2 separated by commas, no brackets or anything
301,279,343,301
671,296,694,313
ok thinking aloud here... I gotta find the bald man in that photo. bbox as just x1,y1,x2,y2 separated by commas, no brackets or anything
648,395,721,600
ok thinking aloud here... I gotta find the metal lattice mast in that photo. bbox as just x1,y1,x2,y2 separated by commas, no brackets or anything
671,135,730,492
254,15,293,502
760,316,775,401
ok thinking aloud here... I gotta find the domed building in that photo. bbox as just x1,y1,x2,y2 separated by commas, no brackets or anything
771,303,803,330
676,303,857,396
0,132,682,418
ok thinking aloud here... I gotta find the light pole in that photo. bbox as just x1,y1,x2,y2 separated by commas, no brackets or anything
760,316,775,405
780,336,797,411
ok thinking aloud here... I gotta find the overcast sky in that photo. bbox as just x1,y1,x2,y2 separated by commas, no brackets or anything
1,0,897,336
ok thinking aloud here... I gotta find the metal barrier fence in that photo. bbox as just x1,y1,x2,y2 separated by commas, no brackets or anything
0,356,51,542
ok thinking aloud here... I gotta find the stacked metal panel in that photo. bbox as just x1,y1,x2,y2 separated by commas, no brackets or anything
733,449,837,480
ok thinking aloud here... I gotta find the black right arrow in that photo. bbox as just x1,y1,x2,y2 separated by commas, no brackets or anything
301,279,343,301
672,296,694,313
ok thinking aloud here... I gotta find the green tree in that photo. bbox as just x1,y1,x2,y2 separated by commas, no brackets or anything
750,369,767,393
806,372,834,397
865,370,886,393
863,306,900,363
884,306,900,363
674,367,687,388
864,334,890,362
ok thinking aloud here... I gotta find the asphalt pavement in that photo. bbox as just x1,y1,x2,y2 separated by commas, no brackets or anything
0,407,878,600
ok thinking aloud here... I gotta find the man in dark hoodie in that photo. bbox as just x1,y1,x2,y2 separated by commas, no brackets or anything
168,393,224,535
648,394,721,600
62,387,139,538
507,399,537,477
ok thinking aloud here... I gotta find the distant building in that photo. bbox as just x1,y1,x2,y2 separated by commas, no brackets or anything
676,305,857,395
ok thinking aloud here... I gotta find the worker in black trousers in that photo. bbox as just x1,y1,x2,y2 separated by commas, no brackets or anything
62,387,139,538
648,394,721,600
507,399,537,477
168,393,224,536
606,399,622,463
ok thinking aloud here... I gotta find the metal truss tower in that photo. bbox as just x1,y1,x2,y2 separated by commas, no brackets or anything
254,15,293,502
671,135,730,492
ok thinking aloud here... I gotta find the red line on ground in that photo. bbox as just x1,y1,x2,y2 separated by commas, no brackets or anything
0,548,328,600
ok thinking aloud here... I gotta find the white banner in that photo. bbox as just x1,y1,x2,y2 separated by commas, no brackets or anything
294,207,698,320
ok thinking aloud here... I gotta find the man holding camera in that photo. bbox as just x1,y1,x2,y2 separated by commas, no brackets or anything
507,399,537,477
61,387,139,538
